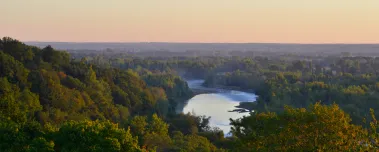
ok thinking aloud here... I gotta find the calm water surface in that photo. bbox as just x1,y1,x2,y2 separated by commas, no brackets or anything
183,80,257,135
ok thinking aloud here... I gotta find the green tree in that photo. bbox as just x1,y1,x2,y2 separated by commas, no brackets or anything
170,131,221,152
53,120,145,152
0,120,54,152
0,78,27,123
0,51,30,87
231,103,368,151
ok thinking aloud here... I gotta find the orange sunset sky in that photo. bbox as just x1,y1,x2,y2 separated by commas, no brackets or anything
1,0,379,43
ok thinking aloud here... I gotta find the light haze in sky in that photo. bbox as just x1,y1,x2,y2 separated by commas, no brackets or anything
1,0,379,43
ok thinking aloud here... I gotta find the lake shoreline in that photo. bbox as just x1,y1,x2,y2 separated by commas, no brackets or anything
182,79,257,135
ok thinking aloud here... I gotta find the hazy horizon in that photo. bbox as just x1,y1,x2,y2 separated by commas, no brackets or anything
2,0,379,43
25,41,379,45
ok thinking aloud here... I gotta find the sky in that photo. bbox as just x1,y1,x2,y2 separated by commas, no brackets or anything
1,0,379,43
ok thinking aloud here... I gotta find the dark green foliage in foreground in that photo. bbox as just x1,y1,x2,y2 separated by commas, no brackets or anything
53,120,143,152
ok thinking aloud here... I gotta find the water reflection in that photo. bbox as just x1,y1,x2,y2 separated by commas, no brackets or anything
183,80,257,136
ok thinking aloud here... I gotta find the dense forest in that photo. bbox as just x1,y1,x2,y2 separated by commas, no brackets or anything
3,37,379,151
70,47,379,125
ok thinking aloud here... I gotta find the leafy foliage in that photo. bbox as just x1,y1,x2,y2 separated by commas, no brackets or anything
231,103,372,151
5,37,379,151
0,37,221,151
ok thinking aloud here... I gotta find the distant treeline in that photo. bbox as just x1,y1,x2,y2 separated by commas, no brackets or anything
27,42,379,57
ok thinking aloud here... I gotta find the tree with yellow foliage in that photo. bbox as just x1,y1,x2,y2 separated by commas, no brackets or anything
231,103,371,151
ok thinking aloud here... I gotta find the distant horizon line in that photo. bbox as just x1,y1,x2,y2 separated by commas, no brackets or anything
24,41,379,45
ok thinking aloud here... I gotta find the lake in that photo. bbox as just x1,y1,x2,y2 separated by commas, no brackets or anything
183,80,257,136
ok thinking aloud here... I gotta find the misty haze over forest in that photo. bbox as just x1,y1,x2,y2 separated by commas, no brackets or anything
26,42,379,56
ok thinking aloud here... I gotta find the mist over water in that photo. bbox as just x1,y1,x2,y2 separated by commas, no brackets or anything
183,80,257,136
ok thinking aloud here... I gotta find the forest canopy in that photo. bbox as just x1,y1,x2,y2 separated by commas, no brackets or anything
2,37,379,151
